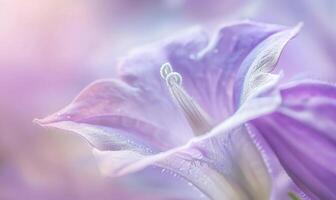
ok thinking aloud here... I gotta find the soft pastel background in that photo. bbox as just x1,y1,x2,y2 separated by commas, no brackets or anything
0,0,335,199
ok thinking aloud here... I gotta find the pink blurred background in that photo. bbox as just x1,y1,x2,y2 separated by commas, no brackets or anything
0,0,335,199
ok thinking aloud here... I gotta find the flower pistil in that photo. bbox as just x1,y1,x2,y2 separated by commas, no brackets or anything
160,63,213,136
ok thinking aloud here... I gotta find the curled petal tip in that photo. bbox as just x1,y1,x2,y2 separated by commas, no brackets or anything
289,22,303,36
295,22,304,29
34,112,69,126
33,117,51,126
33,118,43,125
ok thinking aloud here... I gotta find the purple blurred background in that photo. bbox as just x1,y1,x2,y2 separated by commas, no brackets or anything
0,0,335,199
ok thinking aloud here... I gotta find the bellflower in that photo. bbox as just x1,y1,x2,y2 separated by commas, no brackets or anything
36,21,335,200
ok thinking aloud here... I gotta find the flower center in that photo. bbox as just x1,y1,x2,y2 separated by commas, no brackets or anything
160,63,213,136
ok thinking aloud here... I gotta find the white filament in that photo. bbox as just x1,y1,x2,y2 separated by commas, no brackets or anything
161,63,212,136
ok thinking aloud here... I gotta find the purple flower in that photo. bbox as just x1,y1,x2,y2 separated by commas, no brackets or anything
36,21,334,199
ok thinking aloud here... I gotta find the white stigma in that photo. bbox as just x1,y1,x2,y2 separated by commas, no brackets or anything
160,63,212,136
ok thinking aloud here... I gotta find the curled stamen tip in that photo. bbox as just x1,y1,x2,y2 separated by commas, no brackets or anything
166,72,182,86
160,62,173,79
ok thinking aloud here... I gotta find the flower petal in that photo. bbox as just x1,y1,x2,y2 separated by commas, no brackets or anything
234,23,302,108
36,79,193,150
252,81,336,200
246,125,310,200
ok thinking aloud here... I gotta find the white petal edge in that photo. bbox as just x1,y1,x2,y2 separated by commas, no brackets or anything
238,23,303,105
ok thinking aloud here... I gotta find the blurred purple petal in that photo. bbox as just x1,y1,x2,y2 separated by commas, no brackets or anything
252,81,336,199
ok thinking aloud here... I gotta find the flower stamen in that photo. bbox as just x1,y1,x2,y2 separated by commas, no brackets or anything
160,63,212,136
